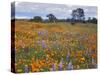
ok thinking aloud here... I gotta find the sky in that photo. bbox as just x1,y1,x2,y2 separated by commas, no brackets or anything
11,2,97,20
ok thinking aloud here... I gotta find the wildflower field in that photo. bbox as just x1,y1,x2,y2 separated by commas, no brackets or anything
14,21,97,73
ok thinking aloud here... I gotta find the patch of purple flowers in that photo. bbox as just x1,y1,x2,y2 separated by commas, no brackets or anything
41,40,47,48
59,58,63,71
24,65,29,73
52,63,56,71
67,61,73,70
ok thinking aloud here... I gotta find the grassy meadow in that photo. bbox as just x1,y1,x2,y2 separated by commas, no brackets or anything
14,21,97,73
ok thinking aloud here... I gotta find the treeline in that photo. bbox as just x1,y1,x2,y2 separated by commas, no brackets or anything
30,16,97,24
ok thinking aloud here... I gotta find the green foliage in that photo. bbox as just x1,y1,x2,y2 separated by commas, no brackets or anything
32,16,43,22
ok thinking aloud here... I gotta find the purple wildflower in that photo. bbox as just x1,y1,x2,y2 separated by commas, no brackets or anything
24,65,29,73
52,63,56,71
38,30,48,37
66,55,70,62
59,58,63,71
66,50,71,61
59,63,62,71
41,40,46,48
66,51,70,61
38,31,44,36
67,61,73,70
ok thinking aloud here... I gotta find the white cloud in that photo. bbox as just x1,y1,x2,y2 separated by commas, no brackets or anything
15,16,31,19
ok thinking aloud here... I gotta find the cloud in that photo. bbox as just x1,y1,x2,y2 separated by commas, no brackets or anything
15,16,31,19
